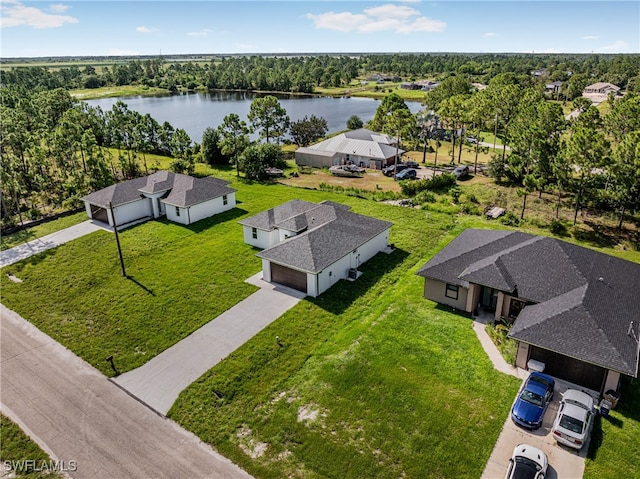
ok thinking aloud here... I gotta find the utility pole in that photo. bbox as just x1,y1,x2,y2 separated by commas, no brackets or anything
108,202,126,277
393,126,400,181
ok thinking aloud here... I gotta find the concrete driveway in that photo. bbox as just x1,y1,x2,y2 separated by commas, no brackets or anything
482,378,594,479
113,273,305,415
0,220,105,268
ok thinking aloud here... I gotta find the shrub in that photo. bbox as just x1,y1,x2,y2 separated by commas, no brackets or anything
450,187,461,204
550,219,569,236
466,193,479,204
487,154,507,183
461,202,481,215
399,173,457,196
414,191,436,204
500,211,521,226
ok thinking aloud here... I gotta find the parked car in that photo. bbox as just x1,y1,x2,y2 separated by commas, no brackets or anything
452,165,470,178
382,163,409,176
466,136,479,145
552,389,595,450
405,160,419,168
505,444,548,479
395,168,417,180
511,372,555,429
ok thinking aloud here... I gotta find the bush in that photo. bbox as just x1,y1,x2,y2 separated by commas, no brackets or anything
487,154,507,183
450,187,461,204
500,211,521,226
399,173,457,196
466,193,479,204
550,219,569,236
414,191,436,204
461,202,481,215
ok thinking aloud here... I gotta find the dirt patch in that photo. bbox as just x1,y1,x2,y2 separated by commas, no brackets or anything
236,426,269,459
297,405,320,423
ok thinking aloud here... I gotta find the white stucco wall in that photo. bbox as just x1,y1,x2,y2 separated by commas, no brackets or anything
243,226,279,250
261,259,272,282
603,370,621,394
113,199,153,226
164,193,236,225
516,342,530,369
422,277,469,311
278,228,298,242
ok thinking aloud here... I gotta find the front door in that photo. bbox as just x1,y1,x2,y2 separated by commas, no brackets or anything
481,286,498,312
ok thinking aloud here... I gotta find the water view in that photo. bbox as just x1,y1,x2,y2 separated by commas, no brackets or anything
85,91,423,142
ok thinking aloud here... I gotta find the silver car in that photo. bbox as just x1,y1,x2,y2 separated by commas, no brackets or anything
552,389,594,450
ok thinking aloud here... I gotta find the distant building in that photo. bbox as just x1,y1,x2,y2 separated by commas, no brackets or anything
583,82,621,95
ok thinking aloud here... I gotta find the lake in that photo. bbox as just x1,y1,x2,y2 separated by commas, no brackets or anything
85,91,423,142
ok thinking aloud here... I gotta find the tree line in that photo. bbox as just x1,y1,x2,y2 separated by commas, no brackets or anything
2,53,639,97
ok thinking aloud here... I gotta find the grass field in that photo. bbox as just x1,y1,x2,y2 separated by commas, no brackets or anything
0,414,61,478
1,168,638,478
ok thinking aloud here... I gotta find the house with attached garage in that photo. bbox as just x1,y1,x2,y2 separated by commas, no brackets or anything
416,229,640,394
239,200,393,297
295,128,403,171
81,171,237,228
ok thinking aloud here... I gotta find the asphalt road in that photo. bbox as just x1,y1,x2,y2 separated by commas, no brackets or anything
0,304,253,479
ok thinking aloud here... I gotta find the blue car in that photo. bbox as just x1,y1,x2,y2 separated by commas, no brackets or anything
511,372,555,429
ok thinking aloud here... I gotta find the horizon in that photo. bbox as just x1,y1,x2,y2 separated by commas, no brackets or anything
1,1,638,58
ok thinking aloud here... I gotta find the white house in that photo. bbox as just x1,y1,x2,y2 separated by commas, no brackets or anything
295,129,403,170
239,200,393,297
82,171,237,228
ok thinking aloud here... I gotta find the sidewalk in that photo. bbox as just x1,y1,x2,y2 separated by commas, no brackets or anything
113,272,306,415
0,220,106,268
471,312,523,379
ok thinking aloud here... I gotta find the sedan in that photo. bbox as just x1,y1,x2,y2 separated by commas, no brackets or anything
452,165,470,178
511,372,555,429
382,163,409,177
395,168,417,180
505,444,548,479
552,389,595,450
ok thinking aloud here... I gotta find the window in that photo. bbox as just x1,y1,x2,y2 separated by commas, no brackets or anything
509,299,526,319
223,195,228,205
445,283,459,300
251,227,257,239
175,206,180,217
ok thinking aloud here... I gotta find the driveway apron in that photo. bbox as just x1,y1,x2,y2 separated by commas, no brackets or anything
0,304,253,479
114,273,305,415
0,220,104,268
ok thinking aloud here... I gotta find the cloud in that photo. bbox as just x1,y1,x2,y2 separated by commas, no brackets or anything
483,32,498,38
49,4,70,13
235,43,254,50
305,3,445,34
0,0,78,29
596,40,629,52
582,35,599,40
187,28,213,37
136,25,158,33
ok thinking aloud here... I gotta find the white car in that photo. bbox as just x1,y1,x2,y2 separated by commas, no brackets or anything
505,444,548,479
552,389,595,450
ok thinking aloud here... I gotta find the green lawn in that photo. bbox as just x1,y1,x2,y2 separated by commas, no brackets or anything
1,212,87,251
1,177,638,478
0,414,61,478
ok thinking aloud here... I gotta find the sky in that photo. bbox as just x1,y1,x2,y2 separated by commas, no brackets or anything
1,0,638,58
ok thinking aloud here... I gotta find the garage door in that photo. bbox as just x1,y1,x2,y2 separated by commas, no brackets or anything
91,205,109,223
270,263,307,293
529,346,605,391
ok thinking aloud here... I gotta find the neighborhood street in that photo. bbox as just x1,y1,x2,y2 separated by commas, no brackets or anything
0,304,253,479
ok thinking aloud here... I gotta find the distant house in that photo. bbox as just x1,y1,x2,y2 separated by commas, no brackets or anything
545,81,563,94
416,229,640,393
583,82,621,95
82,171,237,228
239,200,392,297
295,128,404,170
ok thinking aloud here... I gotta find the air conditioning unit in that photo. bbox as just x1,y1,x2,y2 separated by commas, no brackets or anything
348,268,358,279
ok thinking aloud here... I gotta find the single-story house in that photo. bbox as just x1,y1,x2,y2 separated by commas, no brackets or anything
416,229,640,394
295,128,404,170
239,200,393,297
583,82,621,95
545,81,563,94
82,171,237,228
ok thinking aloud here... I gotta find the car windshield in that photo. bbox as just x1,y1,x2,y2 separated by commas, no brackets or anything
559,414,584,433
520,389,544,406
530,376,552,388
513,457,541,479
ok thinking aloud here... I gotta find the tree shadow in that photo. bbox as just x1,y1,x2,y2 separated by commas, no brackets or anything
307,248,410,315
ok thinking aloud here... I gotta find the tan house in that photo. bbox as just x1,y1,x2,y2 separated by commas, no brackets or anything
583,82,621,95
416,229,640,394
294,129,403,170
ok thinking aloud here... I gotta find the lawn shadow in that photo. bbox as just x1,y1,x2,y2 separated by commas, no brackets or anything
308,248,410,315
126,275,155,296
434,303,473,319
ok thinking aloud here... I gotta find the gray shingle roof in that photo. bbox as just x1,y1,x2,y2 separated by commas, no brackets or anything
238,200,319,231
416,228,640,377
302,128,404,161
254,201,392,273
82,171,236,209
